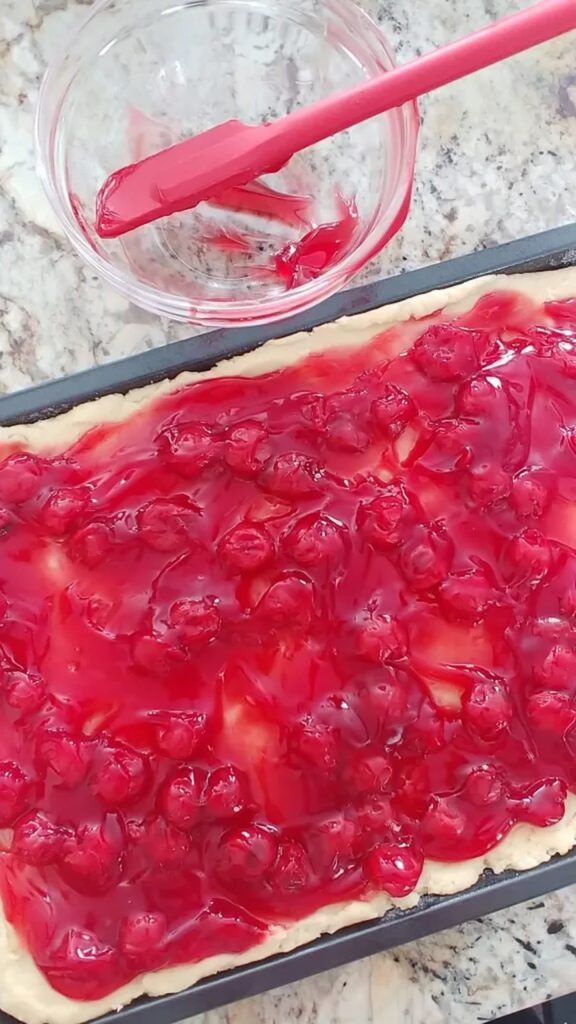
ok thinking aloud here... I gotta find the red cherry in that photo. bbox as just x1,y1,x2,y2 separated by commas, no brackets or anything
346,751,392,795
535,644,576,690
219,523,274,574
438,571,493,622
137,815,191,865
357,485,409,549
401,709,445,756
0,761,30,825
506,529,551,583
137,498,197,552
85,596,115,632
170,598,221,646
95,746,150,806
260,452,321,498
463,675,512,740
39,487,90,536
297,392,328,431
395,763,431,818
371,384,415,437
412,324,486,382
516,777,566,827
0,507,13,536
156,712,208,759
464,766,504,806
324,411,369,452
48,929,117,1000
4,671,46,714
158,767,206,829
38,730,90,787
364,676,407,723
132,632,178,674
0,453,42,503
119,912,167,961
12,812,69,866
356,613,407,664
215,825,278,881
561,585,576,619
456,376,501,417
468,465,511,507
399,526,451,590
355,795,394,834
204,765,247,819
291,719,338,769
526,690,576,733
60,819,124,895
224,421,270,478
271,839,312,893
159,422,218,478
68,522,113,567
511,473,550,518
423,797,467,843
257,575,315,629
423,417,475,474
364,837,423,897
282,513,345,567
308,814,357,873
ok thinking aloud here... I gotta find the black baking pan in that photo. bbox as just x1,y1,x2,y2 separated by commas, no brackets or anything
1,223,576,1024
2,221,576,425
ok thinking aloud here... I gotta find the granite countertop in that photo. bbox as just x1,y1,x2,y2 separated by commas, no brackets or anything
1,0,576,1022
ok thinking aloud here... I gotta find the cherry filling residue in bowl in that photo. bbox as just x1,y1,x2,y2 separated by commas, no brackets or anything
1,289,576,999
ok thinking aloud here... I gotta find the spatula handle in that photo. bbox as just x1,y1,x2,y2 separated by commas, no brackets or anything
268,0,576,155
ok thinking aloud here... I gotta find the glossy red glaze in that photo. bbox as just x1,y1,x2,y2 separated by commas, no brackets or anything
274,197,359,289
1,289,576,999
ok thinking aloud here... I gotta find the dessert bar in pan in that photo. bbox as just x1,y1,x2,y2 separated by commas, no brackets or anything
0,226,575,1024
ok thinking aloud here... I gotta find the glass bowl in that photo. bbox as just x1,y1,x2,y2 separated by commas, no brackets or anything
36,0,419,328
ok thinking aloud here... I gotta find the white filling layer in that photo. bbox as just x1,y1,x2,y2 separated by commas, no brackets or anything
1,266,575,1024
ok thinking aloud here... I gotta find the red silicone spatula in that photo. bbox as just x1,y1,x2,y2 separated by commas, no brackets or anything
95,0,576,240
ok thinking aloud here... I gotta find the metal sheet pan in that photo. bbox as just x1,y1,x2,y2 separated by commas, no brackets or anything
2,223,576,1024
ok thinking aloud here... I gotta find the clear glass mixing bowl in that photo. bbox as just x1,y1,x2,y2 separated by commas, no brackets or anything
36,0,419,327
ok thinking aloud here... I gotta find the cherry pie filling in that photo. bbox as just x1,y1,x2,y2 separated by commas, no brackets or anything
0,289,576,1000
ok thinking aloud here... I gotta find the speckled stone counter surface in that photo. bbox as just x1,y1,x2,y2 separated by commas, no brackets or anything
194,889,576,1024
1,1,576,1022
